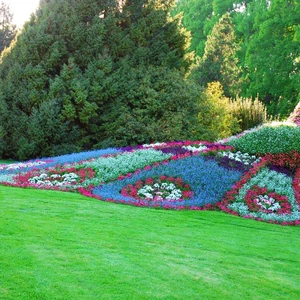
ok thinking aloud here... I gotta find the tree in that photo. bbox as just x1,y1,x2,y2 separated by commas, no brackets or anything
0,0,201,160
0,1,16,53
197,81,239,140
98,65,200,147
193,12,242,98
173,0,238,57
242,0,300,117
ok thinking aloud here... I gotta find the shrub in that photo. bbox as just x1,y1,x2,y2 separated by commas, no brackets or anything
226,125,300,155
197,82,239,140
230,96,267,132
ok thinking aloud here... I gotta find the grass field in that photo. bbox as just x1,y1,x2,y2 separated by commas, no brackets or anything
1,185,299,299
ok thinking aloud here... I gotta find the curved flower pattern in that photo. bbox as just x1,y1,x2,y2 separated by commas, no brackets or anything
121,176,193,203
91,155,243,209
1,141,299,225
245,185,291,214
218,156,300,225
12,167,95,190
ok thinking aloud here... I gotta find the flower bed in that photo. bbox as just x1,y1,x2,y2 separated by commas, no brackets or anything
121,176,193,202
1,140,299,226
91,155,243,209
217,154,300,225
12,167,96,190
244,186,291,214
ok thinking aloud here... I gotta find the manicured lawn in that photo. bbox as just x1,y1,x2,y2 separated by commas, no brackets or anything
1,185,299,299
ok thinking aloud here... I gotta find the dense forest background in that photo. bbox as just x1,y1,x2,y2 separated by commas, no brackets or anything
0,0,299,160
174,0,300,116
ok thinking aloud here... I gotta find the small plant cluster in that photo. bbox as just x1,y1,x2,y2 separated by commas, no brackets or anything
182,143,208,152
217,151,260,165
121,176,193,203
245,186,291,214
230,96,267,132
12,167,96,190
0,160,52,172
263,151,300,172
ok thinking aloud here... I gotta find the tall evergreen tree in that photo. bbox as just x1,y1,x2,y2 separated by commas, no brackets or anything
0,0,201,160
193,12,242,98
173,0,237,57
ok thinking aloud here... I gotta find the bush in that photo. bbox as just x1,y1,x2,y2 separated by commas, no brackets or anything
230,96,268,132
197,82,239,141
226,124,300,155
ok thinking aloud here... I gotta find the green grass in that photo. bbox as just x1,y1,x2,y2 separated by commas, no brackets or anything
1,186,299,299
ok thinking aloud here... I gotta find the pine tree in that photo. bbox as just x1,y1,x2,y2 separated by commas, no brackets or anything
193,12,242,98
0,0,200,160
0,0,120,159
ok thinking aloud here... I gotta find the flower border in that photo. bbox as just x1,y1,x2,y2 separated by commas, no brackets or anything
217,157,300,226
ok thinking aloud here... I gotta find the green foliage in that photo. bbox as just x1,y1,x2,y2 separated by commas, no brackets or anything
175,0,300,118
0,0,200,160
192,12,241,98
98,65,200,147
172,0,236,57
235,0,300,117
81,149,171,186
230,96,268,132
0,1,16,53
227,125,300,155
197,81,239,141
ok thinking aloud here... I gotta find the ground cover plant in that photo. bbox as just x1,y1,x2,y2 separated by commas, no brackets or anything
1,125,299,226
226,124,300,154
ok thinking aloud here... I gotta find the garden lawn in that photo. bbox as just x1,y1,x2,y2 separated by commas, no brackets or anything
1,186,299,300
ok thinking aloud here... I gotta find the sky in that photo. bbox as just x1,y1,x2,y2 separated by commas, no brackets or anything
5,0,40,28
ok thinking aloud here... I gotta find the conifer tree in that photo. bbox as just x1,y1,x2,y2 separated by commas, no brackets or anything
193,12,241,98
0,0,201,160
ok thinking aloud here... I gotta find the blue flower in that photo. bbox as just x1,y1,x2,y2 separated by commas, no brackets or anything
93,156,243,208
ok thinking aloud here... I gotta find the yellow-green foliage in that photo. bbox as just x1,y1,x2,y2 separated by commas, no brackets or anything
197,81,239,140
230,96,267,131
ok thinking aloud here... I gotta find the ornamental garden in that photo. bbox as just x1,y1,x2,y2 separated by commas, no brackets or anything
1,123,300,226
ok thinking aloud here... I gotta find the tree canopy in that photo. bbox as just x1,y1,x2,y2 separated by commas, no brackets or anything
0,0,202,160
174,0,300,117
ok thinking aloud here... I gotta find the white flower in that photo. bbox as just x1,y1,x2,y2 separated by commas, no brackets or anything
138,181,182,201
50,174,60,179
218,151,260,165
182,143,208,152
142,142,166,148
